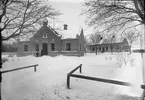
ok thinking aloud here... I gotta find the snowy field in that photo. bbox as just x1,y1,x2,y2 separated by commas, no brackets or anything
1,52,144,100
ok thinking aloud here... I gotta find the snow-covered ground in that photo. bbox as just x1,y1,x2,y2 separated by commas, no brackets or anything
1,53,143,100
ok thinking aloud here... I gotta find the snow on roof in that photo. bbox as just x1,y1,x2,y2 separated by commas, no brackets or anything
100,39,110,44
55,29,78,39
100,37,126,44
99,39,104,44
114,38,124,43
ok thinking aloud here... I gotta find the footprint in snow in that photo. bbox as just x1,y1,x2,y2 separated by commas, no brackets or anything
66,96,71,100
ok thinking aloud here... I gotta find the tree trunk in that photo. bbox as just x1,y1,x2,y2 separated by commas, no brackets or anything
142,26,145,99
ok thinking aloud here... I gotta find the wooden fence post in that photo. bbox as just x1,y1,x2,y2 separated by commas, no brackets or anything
80,65,82,73
0,71,1,98
67,74,70,89
34,66,36,72
142,90,145,100
0,71,2,83
141,27,145,100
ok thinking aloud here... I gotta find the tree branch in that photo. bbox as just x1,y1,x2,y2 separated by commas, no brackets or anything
132,0,145,24
0,0,9,23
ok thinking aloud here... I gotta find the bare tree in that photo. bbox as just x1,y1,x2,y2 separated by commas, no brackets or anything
84,36,90,46
124,29,140,45
89,32,102,44
83,1,145,99
82,0,144,36
0,0,61,41
104,35,116,43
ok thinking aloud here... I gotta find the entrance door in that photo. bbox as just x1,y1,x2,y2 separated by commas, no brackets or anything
42,43,48,55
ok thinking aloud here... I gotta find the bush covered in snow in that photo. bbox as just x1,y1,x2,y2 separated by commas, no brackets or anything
115,52,135,67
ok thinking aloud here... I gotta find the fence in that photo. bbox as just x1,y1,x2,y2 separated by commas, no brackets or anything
67,64,82,88
1,64,38,74
0,64,39,99
1,64,38,82
66,64,145,98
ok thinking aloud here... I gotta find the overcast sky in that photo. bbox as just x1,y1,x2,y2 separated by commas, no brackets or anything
48,0,91,37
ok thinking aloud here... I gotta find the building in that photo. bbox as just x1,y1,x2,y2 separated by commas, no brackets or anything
89,38,131,53
17,19,85,56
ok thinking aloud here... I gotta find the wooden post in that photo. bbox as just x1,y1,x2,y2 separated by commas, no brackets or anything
67,74,70,89
110,44,113,54
0,71,2,83
142,28,145,100
80,65,82,73
129,45,131,54
139,27,145,100
66,64,82,89
0,71,1,99
0,82,2,99
34,66,36,72
96,45,97,55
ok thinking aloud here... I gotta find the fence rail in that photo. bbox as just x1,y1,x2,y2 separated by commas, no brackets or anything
70,74,132,86
1,64,38,74
68,64,82,75
67,64,145,91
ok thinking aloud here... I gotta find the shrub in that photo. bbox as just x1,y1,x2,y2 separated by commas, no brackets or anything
115,52,130,67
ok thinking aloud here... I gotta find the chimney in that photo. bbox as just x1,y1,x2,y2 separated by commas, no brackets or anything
63,24,68,30
76,34,79,39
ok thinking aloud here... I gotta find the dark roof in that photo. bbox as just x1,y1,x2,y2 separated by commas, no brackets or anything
89,38,129,46
31,25,61,40
48,26,59,35
100,38,129,44
62,38,78,40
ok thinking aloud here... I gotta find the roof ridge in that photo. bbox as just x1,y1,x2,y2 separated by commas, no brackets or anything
47,25,60,36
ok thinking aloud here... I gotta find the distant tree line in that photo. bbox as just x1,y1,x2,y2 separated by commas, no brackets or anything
2,43,18,52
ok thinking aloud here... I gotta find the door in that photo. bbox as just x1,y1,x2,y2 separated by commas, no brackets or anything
42,43,48,55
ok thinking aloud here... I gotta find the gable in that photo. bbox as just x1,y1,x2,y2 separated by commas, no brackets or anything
122,38,129,45
31,25,61,41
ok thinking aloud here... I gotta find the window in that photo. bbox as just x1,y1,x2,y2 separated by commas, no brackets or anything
106,46,108,51
66,43,71,51
51,43,55,51
99,47,101,51
102,47,105,52
80,44,81,51
36,44,39,51
116,45,119,49
42,33,47,38
24,45,28,51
